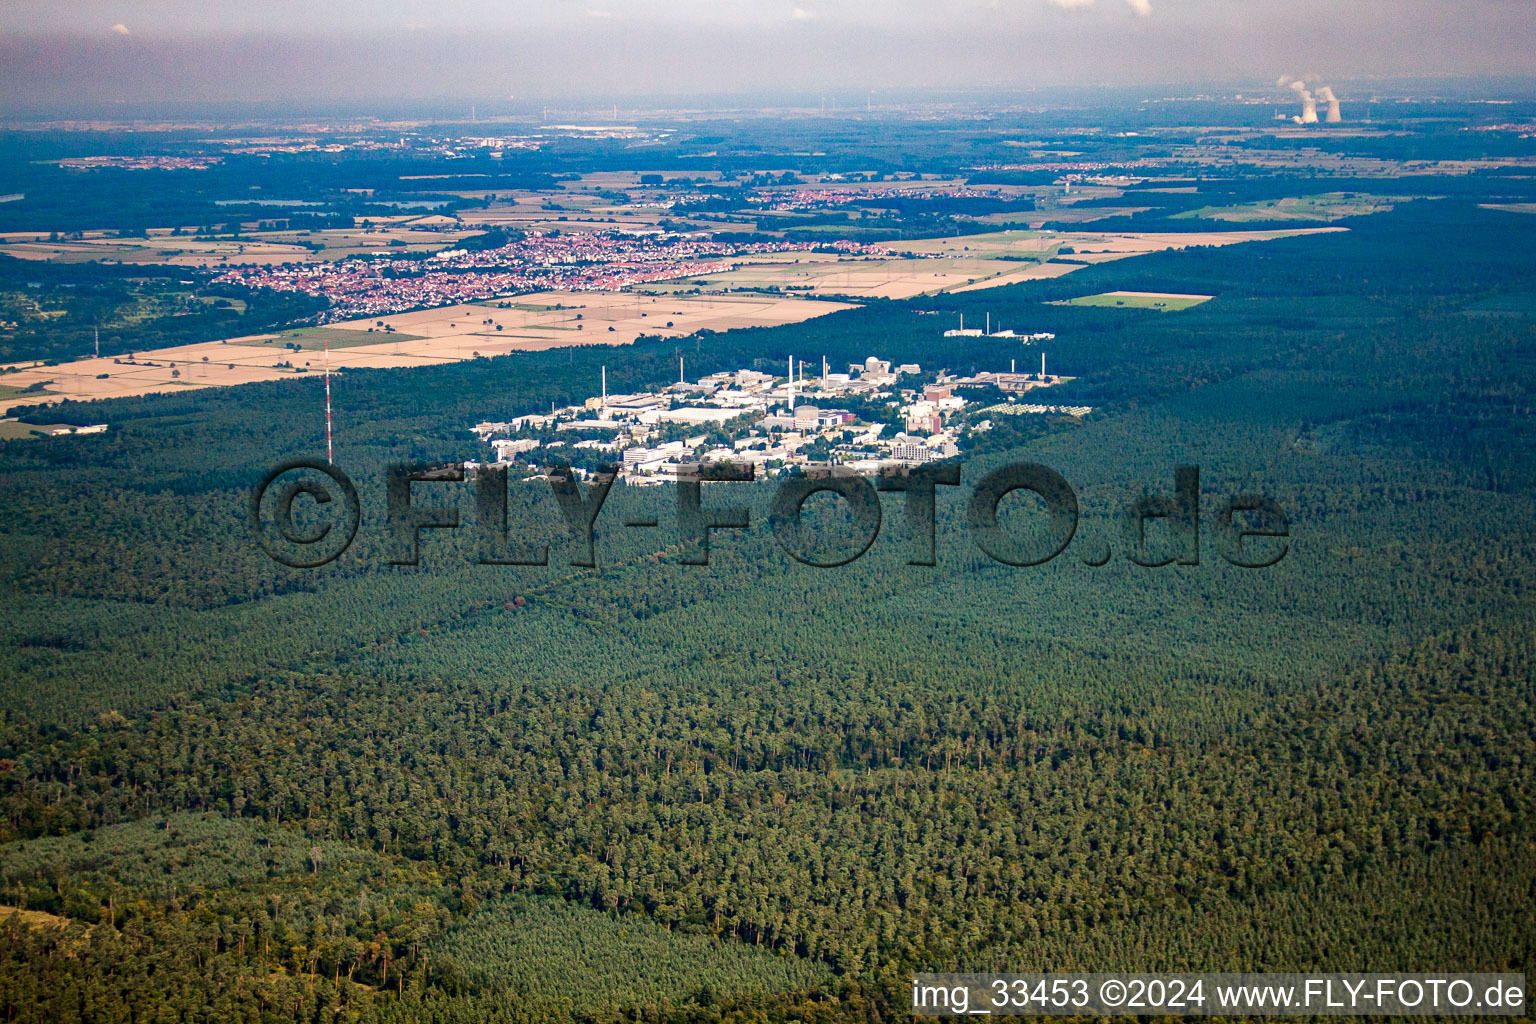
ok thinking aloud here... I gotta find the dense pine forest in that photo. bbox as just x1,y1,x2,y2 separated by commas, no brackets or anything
1,200,1534,1022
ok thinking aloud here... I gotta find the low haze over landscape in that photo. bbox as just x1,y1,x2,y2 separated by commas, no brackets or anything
0,3,1534,1023
4,1,1535,103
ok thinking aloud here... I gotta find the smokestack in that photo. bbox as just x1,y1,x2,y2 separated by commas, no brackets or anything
788,356,795,411
1290,80,1317,124
601,365,606,410
679,355,684,384
1317,86,1342,123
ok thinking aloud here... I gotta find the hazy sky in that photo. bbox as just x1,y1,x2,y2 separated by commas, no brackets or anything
3,0,1533,108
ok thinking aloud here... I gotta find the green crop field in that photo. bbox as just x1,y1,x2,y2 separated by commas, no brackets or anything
1173,193,1400,223
257,326,426,350
1051,290,1213,311
0,418,70,438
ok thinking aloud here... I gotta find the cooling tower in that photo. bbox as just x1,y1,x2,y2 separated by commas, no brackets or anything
1317,86,1342,123
1289,80,1318,124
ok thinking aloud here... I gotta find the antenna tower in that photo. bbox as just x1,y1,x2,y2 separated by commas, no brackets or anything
324,335,334,463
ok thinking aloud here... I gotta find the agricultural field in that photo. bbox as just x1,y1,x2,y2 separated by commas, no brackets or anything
896,226,1341,262
0,290,854,408
986,204,1151,226
433,173,748,235
636,254,1057,298
0,216,476,267
0,418,77,439
636,225,1336,301
947,261,1082,291
460,194,682,234
0,219,1357,409
1172,192,1402,223
329,290,856,349
1051,290,1215,311
259,325,427,351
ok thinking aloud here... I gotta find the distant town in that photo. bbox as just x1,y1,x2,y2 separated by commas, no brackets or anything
473,346,1089,483
215,231,903,321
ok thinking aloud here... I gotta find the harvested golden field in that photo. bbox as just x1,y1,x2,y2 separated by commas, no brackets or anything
898,226,1344,264
331,291,854,351
947,261,1082,291
0,291,854,410
971,205,1152,226
897,230,1059,258
636,255,1062,299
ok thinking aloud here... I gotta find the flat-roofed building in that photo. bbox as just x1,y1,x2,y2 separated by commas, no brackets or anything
656,407,745,425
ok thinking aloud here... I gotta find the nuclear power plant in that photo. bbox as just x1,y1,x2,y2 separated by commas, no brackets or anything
1278,76,1342,124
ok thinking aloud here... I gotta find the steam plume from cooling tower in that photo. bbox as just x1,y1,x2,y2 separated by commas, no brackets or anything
1289,80,1318,124
1316,85,1342,122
